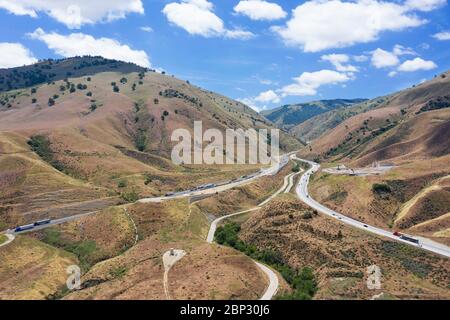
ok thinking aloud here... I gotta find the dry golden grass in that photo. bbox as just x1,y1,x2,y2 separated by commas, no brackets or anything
0,236,78,300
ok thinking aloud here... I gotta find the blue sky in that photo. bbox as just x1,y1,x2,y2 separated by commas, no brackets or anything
0,0,449,111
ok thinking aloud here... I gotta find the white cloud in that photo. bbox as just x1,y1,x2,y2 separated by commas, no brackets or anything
0,0,144,29
28,28,151,68
237,97,267,112
397,57,437,72
163,0,254,39
140,26,153,33
433,31,450,40
388,71,398,77
233,0,287,21
255,90,280,103
371,48,400,68
280,70,351,97
404,0,447,12
224,29,255,40
0,43,37,68
393,44,416,56
271,0,428,52
321,53,358,72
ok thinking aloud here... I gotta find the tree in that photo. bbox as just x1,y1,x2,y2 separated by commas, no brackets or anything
113,85,120,93
48,98,55,106
32,98,37,104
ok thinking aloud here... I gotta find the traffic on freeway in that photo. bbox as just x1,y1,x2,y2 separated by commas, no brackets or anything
294,156,450,258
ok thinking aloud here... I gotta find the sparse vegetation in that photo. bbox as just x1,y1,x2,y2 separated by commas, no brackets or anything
215,222,317,300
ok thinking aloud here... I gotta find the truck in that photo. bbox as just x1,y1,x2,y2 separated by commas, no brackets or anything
400,235,419,244
34,219,51,226
14,224,35,232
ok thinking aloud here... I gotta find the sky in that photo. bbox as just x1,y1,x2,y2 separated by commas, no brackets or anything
0,0,449,112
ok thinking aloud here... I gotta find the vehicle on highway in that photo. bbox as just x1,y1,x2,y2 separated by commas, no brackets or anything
198,183,216,190
400,235,420,244
363,224,368,228
165,192,175,197
34,219,51,226
393,231,402,237
14,224,35,232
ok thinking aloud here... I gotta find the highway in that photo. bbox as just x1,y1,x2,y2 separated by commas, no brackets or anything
294,156,450,258
1,152,294,247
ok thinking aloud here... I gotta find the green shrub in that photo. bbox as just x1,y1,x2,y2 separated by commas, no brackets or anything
372,183,391,194
117,179,127,188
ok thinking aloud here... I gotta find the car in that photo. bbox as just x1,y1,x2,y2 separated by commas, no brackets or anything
363,224,368,228
393,231,402,237
165,192,175,197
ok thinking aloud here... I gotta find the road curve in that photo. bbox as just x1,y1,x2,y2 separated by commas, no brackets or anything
206,168,298,300
294,156,450,258
0,233,15,248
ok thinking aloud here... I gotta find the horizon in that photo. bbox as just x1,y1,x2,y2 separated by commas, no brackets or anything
0,1,449,112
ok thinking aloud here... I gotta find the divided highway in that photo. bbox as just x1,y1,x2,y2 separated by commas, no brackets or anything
294,157,450,258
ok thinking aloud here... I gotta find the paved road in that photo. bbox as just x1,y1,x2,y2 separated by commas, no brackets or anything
206,167,298,300
0,233,15,248
294,157,450,258
139,153,293,204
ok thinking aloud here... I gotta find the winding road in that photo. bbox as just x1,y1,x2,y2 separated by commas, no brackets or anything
294,156,450,258
206,159,302,300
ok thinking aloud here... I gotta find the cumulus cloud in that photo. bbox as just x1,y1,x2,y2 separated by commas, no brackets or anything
321,54,358,72
271,0,431,52
404,0,447,11
163,0,254,39
280,70,351,97
0,43,37,68
233,0,287,21
28,28,151,68
433,31,450,40
255,90,280,103
371,48,400,68
0,0,144,29
397,57,437,72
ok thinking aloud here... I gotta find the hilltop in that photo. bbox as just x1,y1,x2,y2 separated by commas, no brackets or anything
0,56,148,92
0,57,301,229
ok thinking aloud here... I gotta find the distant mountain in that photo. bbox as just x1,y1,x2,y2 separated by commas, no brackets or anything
0,56,148,92
261,99,367,130
301,70,450,164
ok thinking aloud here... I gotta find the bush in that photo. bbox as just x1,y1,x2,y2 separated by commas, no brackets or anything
117,179,127,188
372,183,391,194
32,98,37,103
113,85,120,93
121,189,139,203
28,135,65,172
86,91,92,97
215,223,317,300
48,98,55,106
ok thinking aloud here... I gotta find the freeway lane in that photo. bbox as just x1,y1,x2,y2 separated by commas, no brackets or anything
294,157,450,258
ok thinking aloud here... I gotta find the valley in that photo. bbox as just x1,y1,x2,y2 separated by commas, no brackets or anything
0,57,449,301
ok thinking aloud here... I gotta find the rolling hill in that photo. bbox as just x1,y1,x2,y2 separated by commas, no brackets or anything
262,99,366,133
0,57,301,229
301,71,450,245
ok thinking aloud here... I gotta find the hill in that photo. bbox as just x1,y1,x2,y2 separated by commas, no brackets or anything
0,57,302,229
0,56,147,92
300,70,450,245
262,99,366,133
